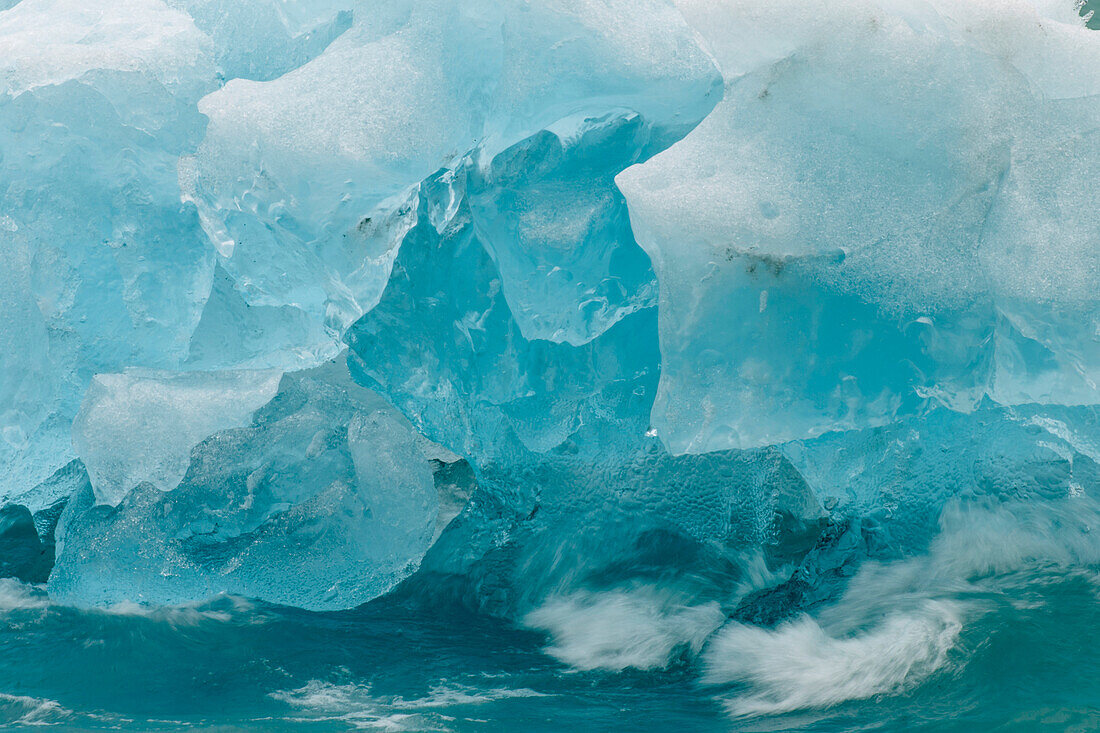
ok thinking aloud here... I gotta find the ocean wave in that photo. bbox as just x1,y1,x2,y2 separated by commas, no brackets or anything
523,586,725,672
703,600,962,718
0,692,73,727
0,578,264,627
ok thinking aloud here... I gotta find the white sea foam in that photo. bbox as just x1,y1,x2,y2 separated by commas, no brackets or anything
524,586,725,671
98,594,263,627
828,494,1100,629
0,692,72,726
271,679,547,731
931,497,1100,579
271,681,423,731
702,600,961,718
0,578,262,627
701,494,1100,719
0,579,50,611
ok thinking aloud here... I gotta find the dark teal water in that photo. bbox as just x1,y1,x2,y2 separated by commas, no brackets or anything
3,558,1099,732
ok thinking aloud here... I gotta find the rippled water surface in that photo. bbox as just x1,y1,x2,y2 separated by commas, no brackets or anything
4,547,1100,732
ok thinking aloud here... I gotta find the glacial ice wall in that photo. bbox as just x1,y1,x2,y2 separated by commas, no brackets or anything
0,0,1098,624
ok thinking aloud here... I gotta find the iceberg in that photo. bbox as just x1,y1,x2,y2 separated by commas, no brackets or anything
2,1,1100,726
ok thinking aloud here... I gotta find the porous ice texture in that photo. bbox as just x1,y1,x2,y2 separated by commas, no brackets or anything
166,0,353,82
618,0,1100,453
770,405,1100,611
50,361,437,610
784,405,1100,555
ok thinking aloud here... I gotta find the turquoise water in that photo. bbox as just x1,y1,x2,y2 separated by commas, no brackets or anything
3,551,1100,731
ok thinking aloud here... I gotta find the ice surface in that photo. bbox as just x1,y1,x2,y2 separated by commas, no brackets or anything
770,404,1100,615
346,165,661,463
0,241,57,500
0,504,51,582
618,0,1100,453
183,266,343,370
167,0,353,82
0,0,213,97
465,114,661,345
0,0,355,505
